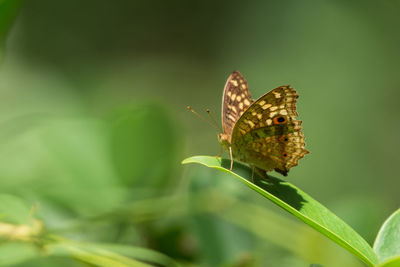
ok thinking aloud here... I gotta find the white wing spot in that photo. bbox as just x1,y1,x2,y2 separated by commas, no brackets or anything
280,109,288,115
237,95,242,101
270,106,278,111
262,104,272,110
227,91,231,97
252,111,257,116
230,80,238,86
279,104,285,109
241,84,246,89
257,114,262,119
269,111,278,118
266,119,272,125
239,102,244,110
230,105,237,113
244,99,250,106
274,92,281,98
231,94,236,101
228,114,236,121
259,100,266,106
247,120,255,128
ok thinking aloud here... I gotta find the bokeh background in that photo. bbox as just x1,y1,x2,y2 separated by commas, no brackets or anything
0,1,399,266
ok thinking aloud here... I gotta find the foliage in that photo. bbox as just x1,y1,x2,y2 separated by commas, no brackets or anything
183,156,400,267
0,0,399,266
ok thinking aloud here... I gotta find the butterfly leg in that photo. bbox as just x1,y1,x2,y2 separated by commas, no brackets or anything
254,167,268,180
229,146,233,171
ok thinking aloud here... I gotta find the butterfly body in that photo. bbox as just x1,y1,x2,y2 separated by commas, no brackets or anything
218,71,309,176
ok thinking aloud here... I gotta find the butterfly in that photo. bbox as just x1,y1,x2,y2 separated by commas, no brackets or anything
217,71,309,177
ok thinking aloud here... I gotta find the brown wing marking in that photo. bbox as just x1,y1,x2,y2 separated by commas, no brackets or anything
221,71,253,142
231,86,309,174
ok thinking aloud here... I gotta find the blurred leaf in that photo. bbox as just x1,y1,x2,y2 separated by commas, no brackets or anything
0,242,40,266
50,245,149,267
13,257,87,267
191,213,251,266
374,209,400,264
109,104,179,191
89,243,180,267
0,220,43,242
187,168,257,266
219,252,255,267
0,194,32,224
0,118,127,218
182,156,379,267
206,191,362,266
48,238,179,267
0,0,23,52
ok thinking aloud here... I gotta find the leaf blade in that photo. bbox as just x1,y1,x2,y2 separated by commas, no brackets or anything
182,155,378,267
374,209,400,264
378,257,400,267
48,239,179,267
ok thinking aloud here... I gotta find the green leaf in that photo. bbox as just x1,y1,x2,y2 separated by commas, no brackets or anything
0,0,23,58
0,194,32,225
374,209,400,264
49,242,152,267
90,243,180,267
48,238,180,267
182,156,379,267
0,242,40,266
31,118,126,217
108,104,179,190
379,257,400,267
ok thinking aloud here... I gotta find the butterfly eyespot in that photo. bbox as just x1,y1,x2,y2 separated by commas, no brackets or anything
279,136,289,143
282,153,288,158
273,116,287,124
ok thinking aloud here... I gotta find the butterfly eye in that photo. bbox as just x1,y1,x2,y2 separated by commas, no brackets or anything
273,116,287,124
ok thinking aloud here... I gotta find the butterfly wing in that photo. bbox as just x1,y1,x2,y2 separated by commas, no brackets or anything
221,71,253,142
231,86,309,175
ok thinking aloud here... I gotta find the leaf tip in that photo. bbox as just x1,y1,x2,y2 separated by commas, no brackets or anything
181,156,196,165
181,158,189,165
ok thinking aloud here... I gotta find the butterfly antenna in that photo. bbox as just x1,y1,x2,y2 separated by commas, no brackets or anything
206,109,222,132
187,106,219,131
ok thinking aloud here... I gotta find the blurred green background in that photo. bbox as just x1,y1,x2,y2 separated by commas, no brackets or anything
0,0,399,266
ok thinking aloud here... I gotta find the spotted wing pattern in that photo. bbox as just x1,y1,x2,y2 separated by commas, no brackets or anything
221,71,253,142
231,86,309,175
